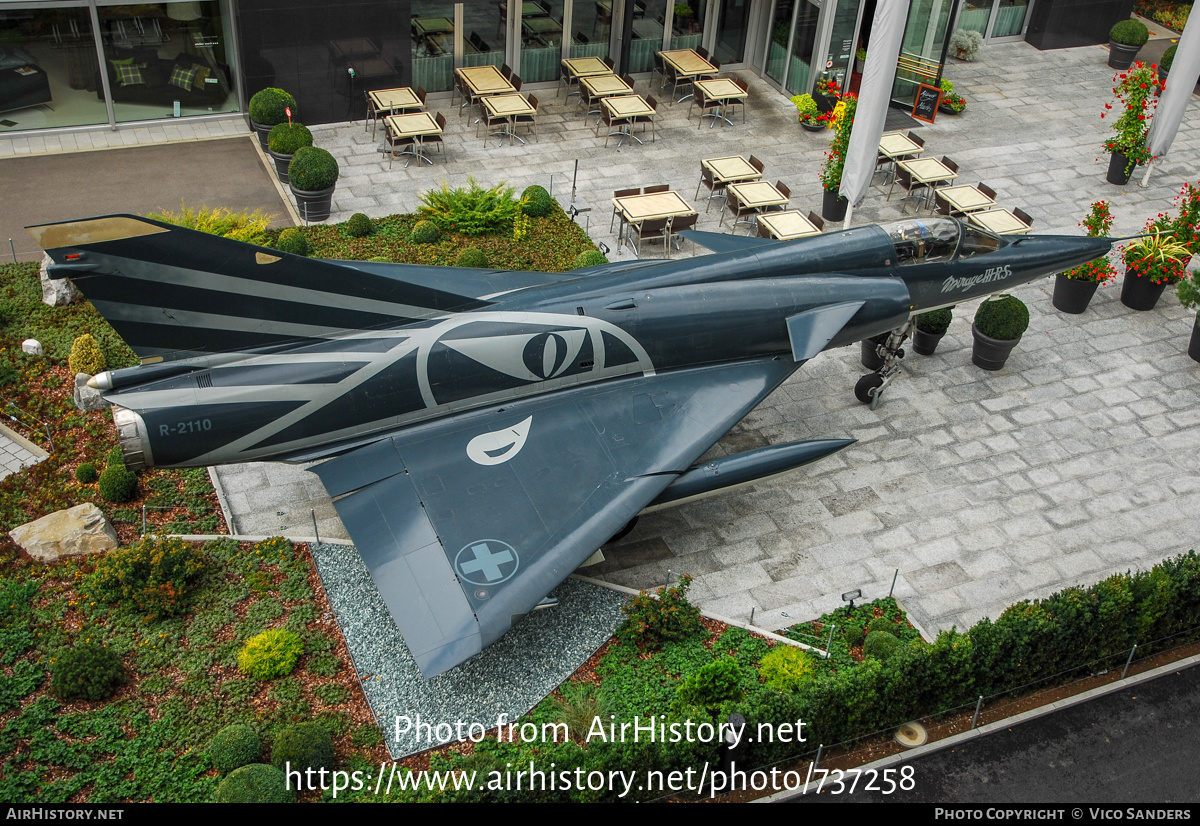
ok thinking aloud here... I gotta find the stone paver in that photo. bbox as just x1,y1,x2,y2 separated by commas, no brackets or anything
0,424,48,482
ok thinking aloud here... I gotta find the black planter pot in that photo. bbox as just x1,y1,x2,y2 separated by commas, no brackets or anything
1052,273,1100,314
1189,317,1200,363
1107,152,1136,185
912,327,946,355
822,189,848,222
971,324,1021,371
860,339,885,370
1107,40,1141,70
938,103,964,115
290,183,335,223
1120,271,1167,311
801,120,825,132
1159,66,1169,85
267,149,294,185
250,119,274,150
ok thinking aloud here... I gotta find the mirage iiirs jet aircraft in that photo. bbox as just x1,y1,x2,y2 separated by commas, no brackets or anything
30,214,1113,677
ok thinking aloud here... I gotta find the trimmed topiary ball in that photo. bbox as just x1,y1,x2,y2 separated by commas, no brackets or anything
211,724,262,774
68,334,106,376
238,628,303,680
248,88,297,126
573,249,608,269
267,122,313,155
520,185,555,218
455,247,489,268
287,146,339,192
863,630,902,662
866,616,899,637
98,463,137,503
214,763,295,803
1109,19,1149,47
345,213,374,238
276,228,310,257
757,644,814,692
410,220,440,245
51,641,125,701
75,463,98,484
271,722,335,774
1162,44,1176,73
973,294,1029,341
914,307,952,335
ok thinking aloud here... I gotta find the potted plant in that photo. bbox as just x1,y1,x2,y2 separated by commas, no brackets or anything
1052,200,1117,314
912,307,953,355
939,79,966,115
949,29,983,61
1122,181,1200,310
266,122,313,185
248,87,297,150
971,294,1028,370
1159,44,1175,84
819,93,856,222
1108,19,1149,70
791,94,823,131
1101,61,1161,185
1176,266,1200,362
288,146,339,223
673,2,696,32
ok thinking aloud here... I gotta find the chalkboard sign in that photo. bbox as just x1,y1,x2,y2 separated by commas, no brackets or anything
912,83,941,124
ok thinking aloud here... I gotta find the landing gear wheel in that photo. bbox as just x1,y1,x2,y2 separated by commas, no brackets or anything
855,372,885,404
606,516,639,544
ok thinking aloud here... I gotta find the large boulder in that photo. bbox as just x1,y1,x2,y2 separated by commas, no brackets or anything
9,503,118,563
74,373,109,412
40,253,81,306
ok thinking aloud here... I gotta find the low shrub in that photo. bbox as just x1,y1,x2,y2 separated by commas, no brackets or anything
866,616,900,637
74,463,98,484
288,146,339,192
573,249,608,269
238,628,304,680
520,185,555,218
914,307,952,335
0,361,16,387
455,247,489,268
267,122,313,155
757,645,814,691
214,763,295,803
1109,18,1149,46
144,204,273,245
616,574,704,650
949,28,983,60
271,722,335,773
87,536,206,620
410,220,441,245
417,177,519,235
51,641,125,701
675,658,743,714
210,723,262,774
863,630,902,662
973,295,1029,341
1162,43,1176,73
276,228,310,257
248,87,296,126
345,212,374,238
98,462,138,503
68,333,106,376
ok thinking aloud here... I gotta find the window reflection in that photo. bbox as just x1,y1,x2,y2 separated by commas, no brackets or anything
521,0,563,83
412,1,456,92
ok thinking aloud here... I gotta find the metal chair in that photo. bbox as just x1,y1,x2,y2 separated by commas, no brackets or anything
423,112,447,162
749,155,764,174
611,187,639,232
725,78,748,124
887,165,928,213
807,211,825,232
690,84,719,127
695,164,723,212
511,73,523,92
720,189,756,233
773,180,791,210
978,183,997,200
1013,207,1033,227
632,94,657,142
514,94,539,142
384,124,416,170
643,184,669,193
629,217,671,258
667,213,698,255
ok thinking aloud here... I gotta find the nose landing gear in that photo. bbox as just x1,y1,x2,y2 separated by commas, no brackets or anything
855,321,913,410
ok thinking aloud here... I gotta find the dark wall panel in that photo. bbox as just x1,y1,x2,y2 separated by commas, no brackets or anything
1025,0,1135,50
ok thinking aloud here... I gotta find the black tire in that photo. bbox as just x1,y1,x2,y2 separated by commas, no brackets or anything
855,373,884,404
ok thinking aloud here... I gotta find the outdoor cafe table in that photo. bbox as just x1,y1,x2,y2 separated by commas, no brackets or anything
757,210,821,241
522,15,563,40
692,77,747,127
896,157,958,210
658,49,718,102
411,16,453,35
480,93,536,146
366,87,424,138
563,56,610,79
384,111,442,167
937,184,996,215
612,190,696,251
877,132,923,182
701,155,761,185
580,73,634,111
602,94,655,147
968,208,1031,235
456,65,516,97
724,180,789,232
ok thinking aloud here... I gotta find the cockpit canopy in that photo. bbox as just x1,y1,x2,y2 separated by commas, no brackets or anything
884,218,1003,266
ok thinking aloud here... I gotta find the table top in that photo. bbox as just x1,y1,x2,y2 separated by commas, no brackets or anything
632,18,664,39
522,1,549,15
702,156,761,184
727,181,789,209
330,37,378,59
563,57,611,78
456,65,515,95
581,74,633,97
354,57,397,78
694,78,746,101
385,111,442,138
659,49,717,76
898,157,958,184
968,208,1031,234
481,93,535,117
879,132,922,158
522,16,562,34
613,190,696,222
412,16,453,35
368,87,423,111
757,210,821,240
603,94,654,118
938,184,995,213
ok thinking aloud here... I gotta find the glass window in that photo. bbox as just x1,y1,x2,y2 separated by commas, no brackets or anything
958,0,992,34
628,0,664,72
893,0,952,105
412,1,457,92
713,0,752,64
520,0,564,82
0,6,108,132
571,0,611,59
991,0,1029,38
885,218,960,265
782,0,818,95
959,223,1002,259
668,0,704,50
817,0,861,95
462,1,505,68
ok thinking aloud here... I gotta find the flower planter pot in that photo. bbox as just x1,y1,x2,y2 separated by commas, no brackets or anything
822,189,848,222
1190,316,1200,363
911,327,946,355
1051,273,1100,314
860,339,885,370
971,324,1021,371
938,103,964,115
1106,152,1136,185
290,183,335,223
267,148,294,185
250,119,274,150
801,120,825,132
1107,40,1142,70
1119,271,1167,311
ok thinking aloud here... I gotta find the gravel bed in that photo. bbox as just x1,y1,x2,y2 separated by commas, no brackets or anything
310,543,629,759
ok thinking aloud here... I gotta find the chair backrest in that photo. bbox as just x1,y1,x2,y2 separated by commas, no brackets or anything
749,155,764,173
734,78,748,93
639,217,670,233
775,181,790,200
671,213,698,232
435,112,446,129
1013,207,1033,226
907,130,925,147
758,221,772,238
896,167,914,189
501,63,512,78
615,187,640,198
621,73,635,89
697,46,709,59
700,164,714,186
603,56,615,69
599,106,613,126
941,156,958,173
528,93,539,110
416,86,427,103
710,58,721,71
511,74,522,91
575,31,589,44
807,211,824,231
643,184,669,193
645,95,658,111
726,189,740,212
978,183,996,200
934,193,950,215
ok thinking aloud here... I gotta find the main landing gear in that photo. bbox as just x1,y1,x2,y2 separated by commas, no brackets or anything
855,321,913,410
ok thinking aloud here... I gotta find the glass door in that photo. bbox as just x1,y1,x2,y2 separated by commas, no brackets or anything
520,0,565,82
669,0,707,50
569,0,612,59
782,0,820,94
412,0,457,92
713,0,752,64
957,0,992,35
818,0,863,95
891,0,953,106
989,0,1031,38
